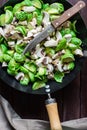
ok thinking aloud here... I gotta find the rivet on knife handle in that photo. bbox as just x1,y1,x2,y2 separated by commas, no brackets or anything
52,1,86,28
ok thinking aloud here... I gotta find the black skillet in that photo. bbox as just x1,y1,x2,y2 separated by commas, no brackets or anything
0,0,87,130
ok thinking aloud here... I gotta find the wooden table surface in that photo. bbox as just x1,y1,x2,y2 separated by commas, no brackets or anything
0,0,87,122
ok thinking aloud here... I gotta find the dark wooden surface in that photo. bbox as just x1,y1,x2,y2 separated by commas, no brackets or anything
0,0,87,122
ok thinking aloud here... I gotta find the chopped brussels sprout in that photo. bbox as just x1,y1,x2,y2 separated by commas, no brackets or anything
15,25,27,36
3,54,12,62
24,0,32,6
54,71,64,83
45,48,55,57
24,62,37,73
14,52,26,63
15,43,26,54
15,11,27,21
20,66,29,74
20,74,29,85
5,10,13,24
27,13,33,22
50,3,64,14
6,50,14,57
7,68,18,76
8,59,20,72
32,81,46,90
38,67,47,76
56,37,67,51
0,14,5,26
61,50,75,63
13,3,23,14
0,44,7,53
68,62,75,70
32,0,42,9
71,37,82,46
28,71,35,82
4,6,13,11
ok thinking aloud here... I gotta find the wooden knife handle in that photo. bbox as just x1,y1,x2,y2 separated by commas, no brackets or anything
45,98,62,130
52,0,86,28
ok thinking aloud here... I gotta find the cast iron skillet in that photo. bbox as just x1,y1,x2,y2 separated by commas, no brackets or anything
0,0,87,95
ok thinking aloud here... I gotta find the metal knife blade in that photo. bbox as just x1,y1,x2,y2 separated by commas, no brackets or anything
23,24,55,54
23,1,86,54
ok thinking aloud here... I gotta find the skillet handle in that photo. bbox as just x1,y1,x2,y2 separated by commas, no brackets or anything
45,98,62,130
52,0,86,28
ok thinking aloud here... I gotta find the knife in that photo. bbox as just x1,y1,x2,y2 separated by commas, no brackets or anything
23,1,86,55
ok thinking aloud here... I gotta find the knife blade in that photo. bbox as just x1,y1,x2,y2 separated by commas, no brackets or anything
23,1,86,54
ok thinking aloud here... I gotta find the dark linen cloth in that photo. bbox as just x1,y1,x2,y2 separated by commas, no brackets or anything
0,95,87,130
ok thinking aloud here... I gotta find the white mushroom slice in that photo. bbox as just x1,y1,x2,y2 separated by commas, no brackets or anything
52,58,60,65
56,31,62,42
36,26,42,32
42,56,52,65
8,41,15,47
30,18,37,27
73,49,83,56
64,34,72,43
47,73,54,79
22,6,36,12
47,64,54,73
36,57,44,66
0,27,5,37
47,36,51,41
63,64,68,71
52,50,65,59
36,56,52,66
18,21,27,26
4,25,15,34
2,62,8,67
31,54,38,59
31,29,37,34
42,11,50,27
15,72,24,81
10,30,18,35
16,40,23,45
27,31,33,38
9,33,22,40
35,48,45,58
56,61,63,72
44,39,57,47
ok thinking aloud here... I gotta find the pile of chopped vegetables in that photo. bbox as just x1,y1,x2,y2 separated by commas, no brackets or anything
0,0,83,90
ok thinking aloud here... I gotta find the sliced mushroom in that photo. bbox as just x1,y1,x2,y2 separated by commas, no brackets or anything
2,62,8,67
8,41,15,48
47,73,54,79
36,26,42,32
52,50,65,59
64,34,72,43
73,49,83,56
36,57,44,66
42,11,51,27
0,27,5,37
44,39,57,47
47,64,54,73
18,21,27,26
4,25,15,34
16,40,23,45
56,31,62,42
30,18,37,27
22,6,36,12
15,72,24,81
55,61,63,72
